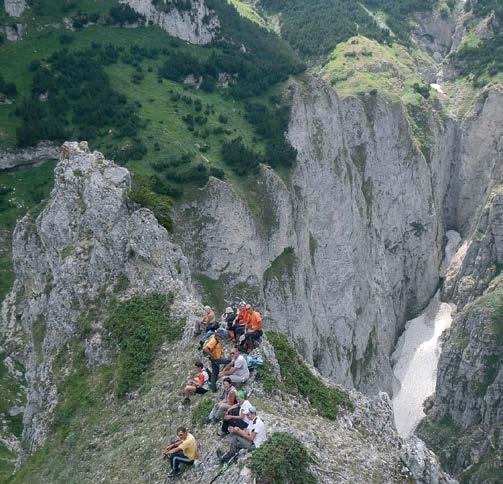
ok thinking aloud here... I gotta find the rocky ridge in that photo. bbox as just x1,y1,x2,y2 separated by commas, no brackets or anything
123,0,219,44
0,143,456,483
0,142,201,457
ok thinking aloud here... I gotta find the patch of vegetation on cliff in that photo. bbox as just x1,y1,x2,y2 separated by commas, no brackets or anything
250,432,316,484
322,36,434,103
106,293,183,397
417,415,462,468
267,332,352,420
0,160,56,303
452,0,503,84
194,273,226,313
264,247,297,287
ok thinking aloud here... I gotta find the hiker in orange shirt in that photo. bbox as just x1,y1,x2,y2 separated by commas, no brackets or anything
231,301,249,342
242,304,263,353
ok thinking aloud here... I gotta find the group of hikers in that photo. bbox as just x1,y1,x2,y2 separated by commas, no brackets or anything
163,301,267,478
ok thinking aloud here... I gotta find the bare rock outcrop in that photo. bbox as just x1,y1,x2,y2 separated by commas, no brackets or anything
3,0,27,17
122,0,219,44
0,142,201,456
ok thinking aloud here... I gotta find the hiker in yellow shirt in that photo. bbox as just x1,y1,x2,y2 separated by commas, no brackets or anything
162,426,198,478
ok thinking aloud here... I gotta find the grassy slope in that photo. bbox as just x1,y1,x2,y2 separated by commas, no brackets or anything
0,7,287,304
321,35,434,105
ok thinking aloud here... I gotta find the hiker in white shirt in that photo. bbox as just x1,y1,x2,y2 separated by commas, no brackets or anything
218,347,249,383
217,406,267,462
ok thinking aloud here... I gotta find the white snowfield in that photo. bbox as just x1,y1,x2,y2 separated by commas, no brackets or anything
391,231,460,437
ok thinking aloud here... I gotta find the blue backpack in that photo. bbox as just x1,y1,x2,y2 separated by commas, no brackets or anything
246,355,264,369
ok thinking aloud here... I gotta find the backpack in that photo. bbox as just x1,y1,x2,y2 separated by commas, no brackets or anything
246,355,264,370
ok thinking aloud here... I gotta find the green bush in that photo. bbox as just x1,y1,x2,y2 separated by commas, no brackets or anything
106,293,183,397
128,175,173,232
267,332,352,420
255,361,276,393
191,394,214,426
250,432,316,484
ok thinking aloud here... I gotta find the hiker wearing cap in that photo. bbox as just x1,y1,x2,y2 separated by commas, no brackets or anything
217,406,267,462
206,377,237,423
162,426,198,478
242,304,263,352
231,302,249,343
203,329,230,392
182,362,210,404
221,390,252,435
219,347,249,384
195,306,215,336
222,306,236,333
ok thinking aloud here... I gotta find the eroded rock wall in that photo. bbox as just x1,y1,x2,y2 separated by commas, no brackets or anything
122,0,219,44
0,142,201,455
174,77,502,395
175,78,454,394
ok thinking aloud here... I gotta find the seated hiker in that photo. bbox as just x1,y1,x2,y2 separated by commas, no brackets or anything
231,302,249,343
221,390,252,435
242,304,263,353
182,362,210,404
162,426,198,478
203,328,230,392
222,306,236,333
217,406,266,462
206,377,237,423
219,347,250,384
195,306,216,336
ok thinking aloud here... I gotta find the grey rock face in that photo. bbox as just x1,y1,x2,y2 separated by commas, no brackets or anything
401,435,457,484
4,0,27,17
418,276,503,480
443,184,503,307
444,91,503,237
0,142,59,172
0,142,201,455
174,77,502,396
175,78,449,394
123,0,219,44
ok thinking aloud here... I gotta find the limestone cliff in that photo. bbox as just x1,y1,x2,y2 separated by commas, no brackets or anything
417,184,503,481
123,0,219,44
0,142,201,456
173,78,502,395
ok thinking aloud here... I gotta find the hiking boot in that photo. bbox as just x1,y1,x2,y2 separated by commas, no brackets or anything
220,450,235,463
167,469,180,478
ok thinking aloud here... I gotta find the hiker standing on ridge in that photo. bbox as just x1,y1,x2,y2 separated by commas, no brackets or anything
162,426,198,478
203,328,230,392
218,406,266,462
